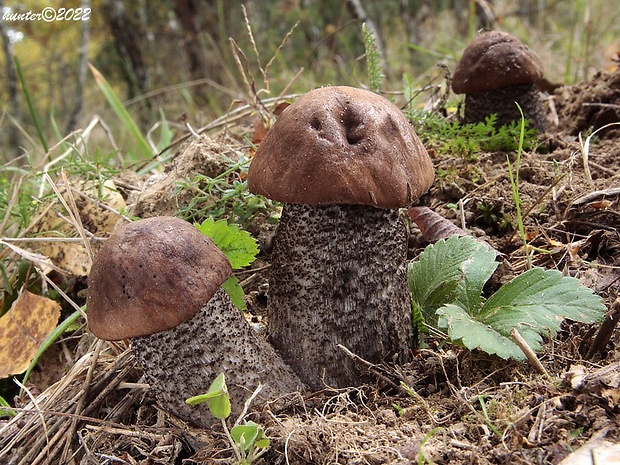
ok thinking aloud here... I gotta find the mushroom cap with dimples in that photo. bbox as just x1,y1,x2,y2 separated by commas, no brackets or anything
87,216,232,341
247,86,435,209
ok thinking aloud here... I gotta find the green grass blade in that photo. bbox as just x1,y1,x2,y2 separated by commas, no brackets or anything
20,307,84,391
0,395,16,418
88,63,153,160
14,57,48,152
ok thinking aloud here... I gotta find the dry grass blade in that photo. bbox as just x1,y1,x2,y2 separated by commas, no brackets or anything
0,240,66,275
0,342,139,464
577,122,620,189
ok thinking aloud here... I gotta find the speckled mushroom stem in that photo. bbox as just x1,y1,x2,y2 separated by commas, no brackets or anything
133,288,303,428
267,203,413,390
463,83,547,131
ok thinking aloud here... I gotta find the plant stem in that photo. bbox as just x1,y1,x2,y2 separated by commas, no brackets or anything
510,328,549,377
221,417,242,463
507,104,531,268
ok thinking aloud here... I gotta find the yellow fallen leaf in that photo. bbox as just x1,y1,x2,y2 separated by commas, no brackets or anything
0,291,61,378
28,179,126,277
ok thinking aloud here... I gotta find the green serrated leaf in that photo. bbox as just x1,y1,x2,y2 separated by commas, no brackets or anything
457,242,498,314
438,268,606,360
196,218,258,269
408,236,497,324
185,373,231,419
437,304,523,359
221,275,246,310
478,268,606,351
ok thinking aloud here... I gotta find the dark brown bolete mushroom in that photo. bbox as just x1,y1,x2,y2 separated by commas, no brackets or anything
87,216,302,427
452,30,547,131
248,86,435,390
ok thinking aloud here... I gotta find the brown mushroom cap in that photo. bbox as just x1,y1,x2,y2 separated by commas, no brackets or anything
247,86,435,209
87,217,232,341
452,31,544,94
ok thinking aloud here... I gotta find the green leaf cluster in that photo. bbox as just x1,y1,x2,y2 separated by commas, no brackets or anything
408,236,606,360
411,112,538,158
195,218,259,310
186,373,269,464
176,158,271,228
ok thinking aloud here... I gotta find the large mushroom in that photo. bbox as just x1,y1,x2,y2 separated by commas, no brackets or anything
248,86,435,390
87,216,302,427
452,30,547,131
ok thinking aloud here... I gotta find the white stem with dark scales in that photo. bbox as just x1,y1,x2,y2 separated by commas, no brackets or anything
268,203,413,390
132,288,303,427
464,83,547,131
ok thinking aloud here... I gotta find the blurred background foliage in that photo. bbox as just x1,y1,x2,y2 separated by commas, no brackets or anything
0,0,618,164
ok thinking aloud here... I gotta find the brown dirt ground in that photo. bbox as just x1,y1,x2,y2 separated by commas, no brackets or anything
1,67,619,464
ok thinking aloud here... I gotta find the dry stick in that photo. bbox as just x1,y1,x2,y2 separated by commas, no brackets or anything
408,206,467,242
26,378,97,465
60,339,104,462
2,348,123,463
18,402,78,465
11,380,52,465
336,344,400,390
69,184,133,223
586,297,620,359
83,424,174,440
20,373,130,465
527,401,547,443
510,328,549,377
81,352,145,454
336,344,438,426
58,170,95,263
408,206,501,255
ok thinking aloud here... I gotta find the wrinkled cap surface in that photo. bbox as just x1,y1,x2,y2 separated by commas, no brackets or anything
247,86,435,208
87,216,232,341
452,31,544,94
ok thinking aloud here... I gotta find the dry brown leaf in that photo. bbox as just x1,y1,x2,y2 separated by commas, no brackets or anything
0,291,61,378
28,179,125,277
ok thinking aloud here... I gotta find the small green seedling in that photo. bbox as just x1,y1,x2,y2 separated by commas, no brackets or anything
230,421,270,458
186,373,231,419
186,373,269,465
195,218,259,310
409,235,606,360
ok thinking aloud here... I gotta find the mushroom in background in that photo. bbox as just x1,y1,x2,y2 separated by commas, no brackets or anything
248,86,435,390
87,216,302,428
452,30,548,131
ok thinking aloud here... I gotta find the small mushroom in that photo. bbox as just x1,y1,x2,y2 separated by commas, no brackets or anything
452,30,547,131
87,216,302,427
248,86,435,389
